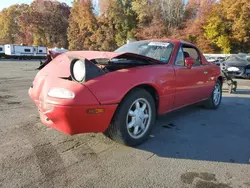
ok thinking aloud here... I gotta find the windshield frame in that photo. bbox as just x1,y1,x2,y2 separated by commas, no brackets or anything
114,41,175,64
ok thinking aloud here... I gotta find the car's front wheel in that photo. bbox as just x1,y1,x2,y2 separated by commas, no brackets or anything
204,80,222,109
105,88,156,146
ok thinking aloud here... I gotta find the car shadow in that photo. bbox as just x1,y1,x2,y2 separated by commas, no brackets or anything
137,96,250,164
233,89,250,95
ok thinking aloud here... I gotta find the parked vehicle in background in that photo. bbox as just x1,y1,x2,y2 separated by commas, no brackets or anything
204,54,240,93
29,40,222,146
2,44,47,59
221,53,250,79
37,47,68,70
204,56,220,65
0,45,4,58
204,55,231,66
49,47,68,58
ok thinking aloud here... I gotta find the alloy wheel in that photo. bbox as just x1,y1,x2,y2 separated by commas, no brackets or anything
126,98,152,139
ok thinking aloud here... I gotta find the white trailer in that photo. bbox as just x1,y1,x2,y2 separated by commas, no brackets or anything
4,44,33,57
33,46,47,58
4,44,47,59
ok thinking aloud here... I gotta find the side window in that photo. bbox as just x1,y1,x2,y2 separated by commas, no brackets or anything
183,47,201,66
175,47,185,66
24,49,31,52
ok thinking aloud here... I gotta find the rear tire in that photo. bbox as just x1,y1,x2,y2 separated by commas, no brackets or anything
105,88,156,146
204,80,222,109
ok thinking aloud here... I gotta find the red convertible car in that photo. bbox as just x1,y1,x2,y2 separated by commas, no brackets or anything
29,40,222,146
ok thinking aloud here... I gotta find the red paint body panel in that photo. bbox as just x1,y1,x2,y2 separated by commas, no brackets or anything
29,40,221,135
29,76,117,134
38,103,117,134
84,64,176,114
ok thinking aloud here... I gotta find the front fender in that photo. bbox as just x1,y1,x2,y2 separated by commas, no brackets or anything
84,65,175,106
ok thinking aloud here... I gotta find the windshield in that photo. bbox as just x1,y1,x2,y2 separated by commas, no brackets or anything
115,41,174,63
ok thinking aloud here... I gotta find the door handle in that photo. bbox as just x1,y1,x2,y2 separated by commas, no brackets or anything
204,71,208,75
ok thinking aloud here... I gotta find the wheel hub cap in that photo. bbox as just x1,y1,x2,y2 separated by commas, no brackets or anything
126,98,151,139
213,83,221,105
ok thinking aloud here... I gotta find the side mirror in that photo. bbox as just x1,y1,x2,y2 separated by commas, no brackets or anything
185,57,195,69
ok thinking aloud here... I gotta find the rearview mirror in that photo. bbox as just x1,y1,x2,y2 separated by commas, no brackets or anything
185,57,195,69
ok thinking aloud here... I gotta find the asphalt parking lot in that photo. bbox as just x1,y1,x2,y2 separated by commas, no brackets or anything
0,60,250,188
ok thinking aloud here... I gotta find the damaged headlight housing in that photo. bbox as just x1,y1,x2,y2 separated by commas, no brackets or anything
70,58,105,83
72,60,86,82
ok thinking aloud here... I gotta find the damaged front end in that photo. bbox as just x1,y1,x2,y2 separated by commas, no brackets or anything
36,51,162,84
29,51,159,134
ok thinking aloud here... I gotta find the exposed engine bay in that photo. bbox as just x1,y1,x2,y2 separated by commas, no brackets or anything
41,53,161,83
68,57,158,83
92,58,155,73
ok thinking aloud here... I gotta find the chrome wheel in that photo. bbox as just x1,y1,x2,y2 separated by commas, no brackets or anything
126,98,152,139
213,83,221,106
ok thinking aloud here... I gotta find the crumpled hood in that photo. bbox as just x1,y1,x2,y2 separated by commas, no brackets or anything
65,51,128,60
36,51,124,78
62,51,163,63
36,50,162,78
225,60,250,67
224,55,250,67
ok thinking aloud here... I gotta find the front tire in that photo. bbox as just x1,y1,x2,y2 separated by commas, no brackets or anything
204,80,222,109
105,88,156,146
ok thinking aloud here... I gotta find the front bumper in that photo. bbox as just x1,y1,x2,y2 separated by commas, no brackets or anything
28,76,118,135
39,102,116,135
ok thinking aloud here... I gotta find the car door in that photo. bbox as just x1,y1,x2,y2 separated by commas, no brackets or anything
186,46,215,99
173,45,208,109
198,54,216,99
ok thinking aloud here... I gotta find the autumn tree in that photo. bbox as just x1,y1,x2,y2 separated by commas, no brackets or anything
0,8,11,44
0,4,29,44
0,0,70,47
203,5,232,53
170,0,218,53
28,0,70,47
99,0,110,15
93,16,117,51
220,0,250,52
159,0,185,29
102,0,137,47
132,0,167,39
203,0,249,53
132,0,153,25
67,0,98,50
0,0,248,53
18,7,34,45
